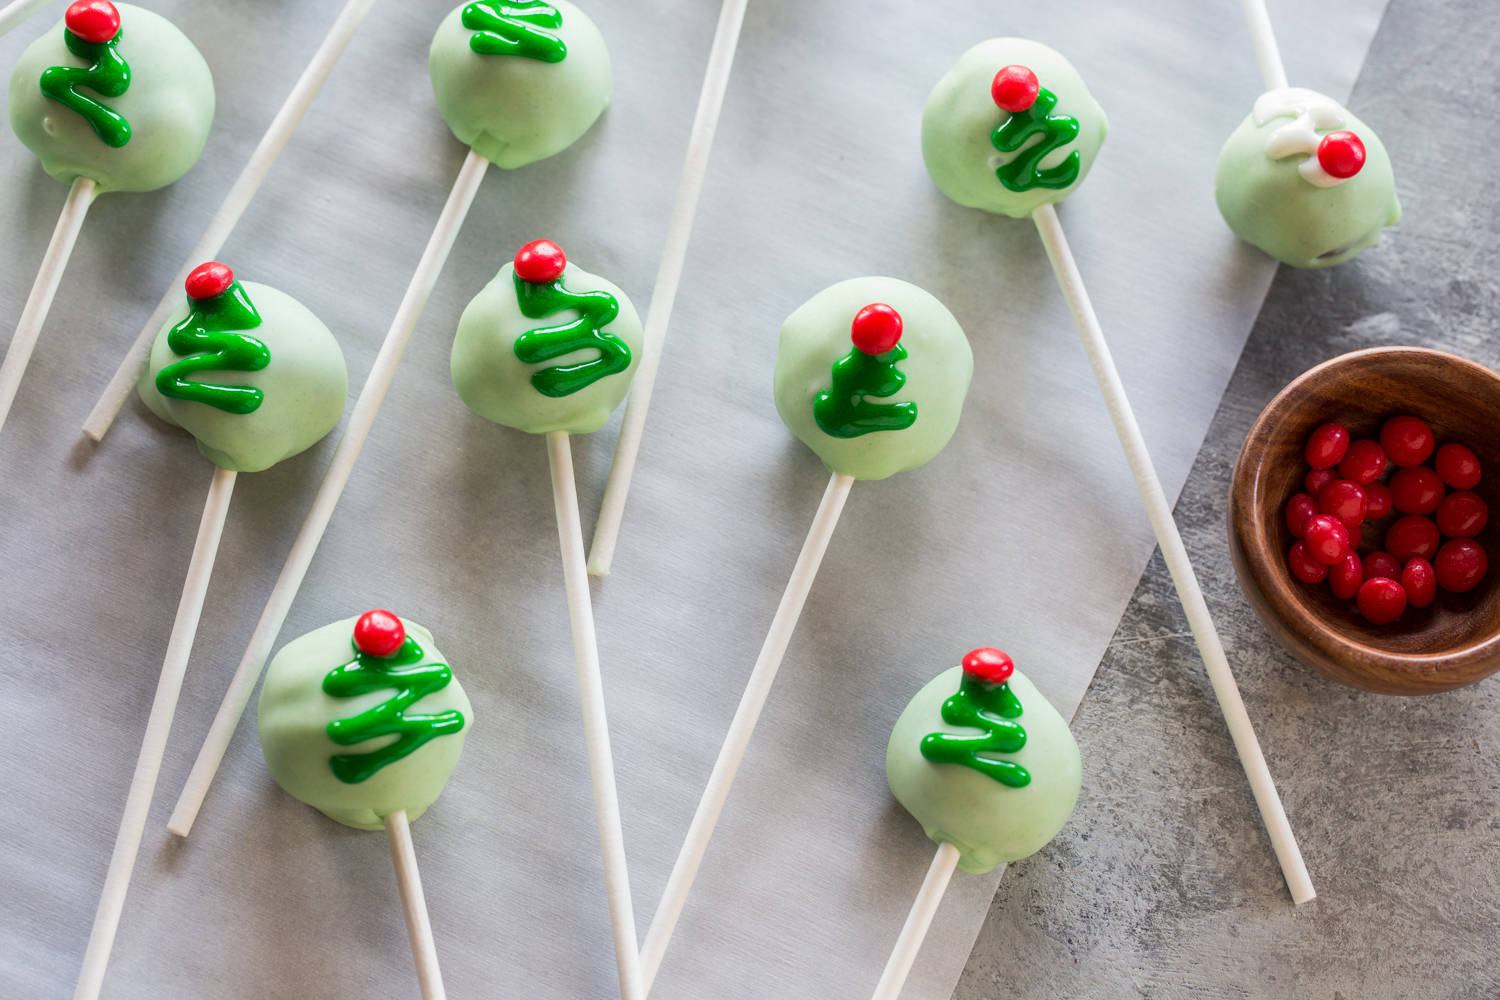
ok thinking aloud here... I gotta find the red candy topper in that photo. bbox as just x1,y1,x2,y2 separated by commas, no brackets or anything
66,0,121,43
514,239,567,284
1316,131,1366,180
961,647,1014,685
990,65,1039,113
185,261,234,300
850,303,903,355
353,608,406,658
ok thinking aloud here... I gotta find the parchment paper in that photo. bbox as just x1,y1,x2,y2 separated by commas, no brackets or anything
0,0,1388,998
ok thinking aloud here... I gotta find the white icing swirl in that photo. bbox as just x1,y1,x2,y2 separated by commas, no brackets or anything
1252,87,1350,188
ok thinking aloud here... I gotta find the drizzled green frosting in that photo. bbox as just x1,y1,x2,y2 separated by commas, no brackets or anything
919,673,1030,788
39,25,131,147
813,343,918,438
155,282,270,415
323,635,465,784
462,0,566,62
512,270,629,397
992,86,1079,192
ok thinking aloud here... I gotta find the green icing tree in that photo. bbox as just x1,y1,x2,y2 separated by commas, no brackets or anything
920,674,1031,788
155,282,271,415
40,25,131,147
462,1,566,62
512,271,631,397
991,86,1080,192
323,636,465,785
813,343,918,438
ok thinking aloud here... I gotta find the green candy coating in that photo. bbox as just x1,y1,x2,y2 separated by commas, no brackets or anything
258,617,472,831
774,277,972,481
429,0,611,169
139,282,348,472
887,666,1080,874
922,38,1108,219
8,3,213,193
451,261,643,435
1215,94,1400,269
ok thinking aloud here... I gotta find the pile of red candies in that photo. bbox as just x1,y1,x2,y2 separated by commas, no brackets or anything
1284,415,1489,624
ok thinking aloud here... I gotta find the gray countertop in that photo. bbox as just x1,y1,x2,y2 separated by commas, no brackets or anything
955,0,1500,995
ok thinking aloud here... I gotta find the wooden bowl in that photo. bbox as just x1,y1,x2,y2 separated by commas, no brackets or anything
1228,347,1500,695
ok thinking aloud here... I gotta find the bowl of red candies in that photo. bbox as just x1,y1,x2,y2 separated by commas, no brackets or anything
1229,347,1500,694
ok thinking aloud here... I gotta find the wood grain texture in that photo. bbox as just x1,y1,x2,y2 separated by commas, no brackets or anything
1230,347,1500,695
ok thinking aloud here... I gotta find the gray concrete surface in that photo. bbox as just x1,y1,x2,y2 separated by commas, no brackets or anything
955,0,1500,996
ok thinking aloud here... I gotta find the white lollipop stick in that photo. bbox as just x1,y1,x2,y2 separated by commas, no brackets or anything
0,0,51,36
1239,0,1289,92
546,430,645,1000
0,176,95,439
167,150,491,837
73,465,237,1000
1030,203,1314,904
869,841,963,1000
81,0,379,442
638,471,854,992
585,0,750,576
384,809,448,1000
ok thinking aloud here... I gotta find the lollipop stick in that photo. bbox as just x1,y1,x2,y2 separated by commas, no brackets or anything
545,430,645,1000
81,0,380,441
586,0,750,577
167,149,491,837
1030,203,1314,904
0,0,51,36
1239,0,1289,92
0,176,95,439
869,841,962,1000
73,466,237,1000
384,810,447,1000
638,471,854,992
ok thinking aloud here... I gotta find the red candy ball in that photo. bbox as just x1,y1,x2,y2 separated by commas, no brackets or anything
353,608,406,658
1329,552,1363,600
962,647,1014,684
514,239,566,283
1285,493,1319,539
1317,130,1366,179
1305,468,1338,500
1434,443,1481,490
990,65,1040,113
1435,491,1488,539
1434,539,1488,593
1304,422,1350,470
1337,439,1386,485
1380,416,1435,467
1400,557,1437,608
1363,551,1401,582
1389,465,1445,515
1386,514,1440,563
185,261,234,300
1288,541,1329,583
1357,577,1407,624
1318,480,1367,529
1303,514,1350,565
66,0,120,43
1364,481,1394,520
850,303,904,355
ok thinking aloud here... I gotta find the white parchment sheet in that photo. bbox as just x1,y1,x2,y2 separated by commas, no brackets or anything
0,0,1387,997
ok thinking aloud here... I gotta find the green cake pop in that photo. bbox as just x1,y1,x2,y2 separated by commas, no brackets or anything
138,262,349,473
7,0,214,193
774,277,972,481
451,238,643,435
886,648,1081,874
1215,87,1399,268
429,0,611,169
258,610,473,831
922,38,1108,219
